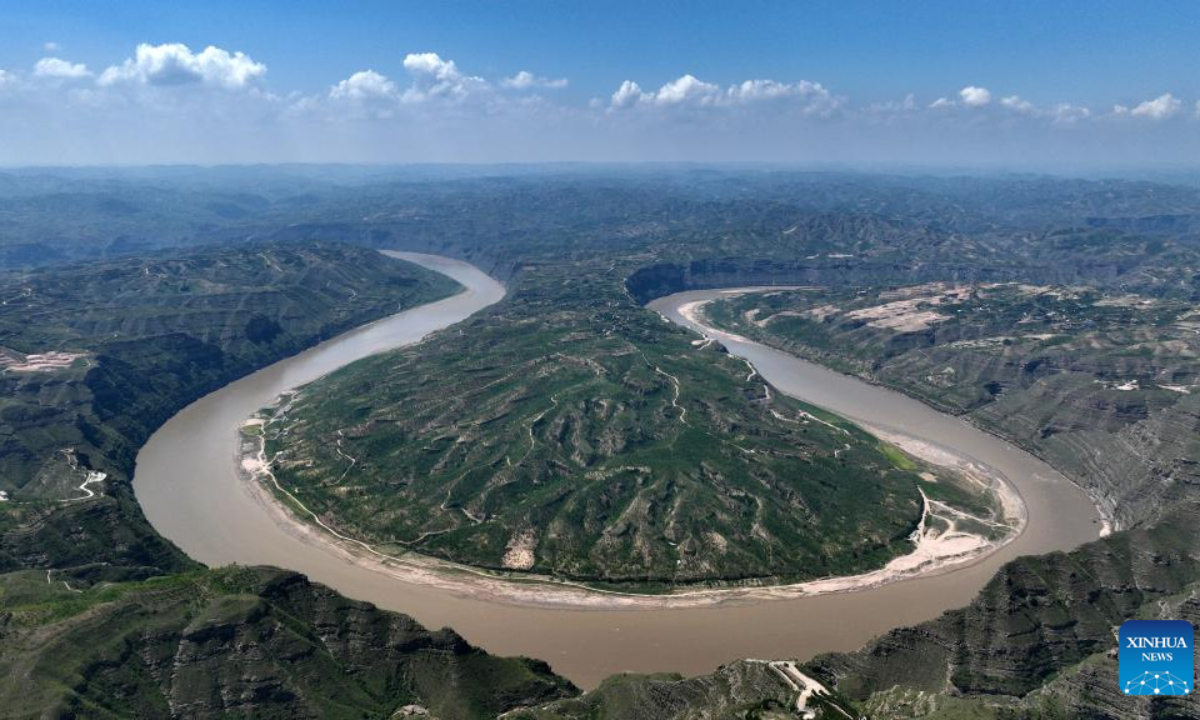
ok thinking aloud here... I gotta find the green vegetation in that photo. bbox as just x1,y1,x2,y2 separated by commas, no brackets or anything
266,261,935,587
6,168,1200,717
0,241,458,583
521,501,1200,720
512,661,864,720
704,282,1200,528
808,501,1200,719
0,566,575,719
510,665,798,720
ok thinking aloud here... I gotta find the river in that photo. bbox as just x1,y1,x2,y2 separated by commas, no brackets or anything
134,253,1101,690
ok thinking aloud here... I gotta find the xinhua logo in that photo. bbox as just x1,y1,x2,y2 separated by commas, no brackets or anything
1119,620,1193,696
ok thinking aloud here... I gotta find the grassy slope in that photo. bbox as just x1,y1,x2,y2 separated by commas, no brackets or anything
5,173,1200,718
531,283,1200,719
703,282,1200,529
0,566,575,719
519,501,1200,720
266,260,932,588
0,241,459,583
0,243,590,720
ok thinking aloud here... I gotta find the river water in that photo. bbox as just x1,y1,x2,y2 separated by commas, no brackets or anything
134,254,1101,690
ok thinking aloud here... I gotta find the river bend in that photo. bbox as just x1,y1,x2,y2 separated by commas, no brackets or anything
134,255,1100,689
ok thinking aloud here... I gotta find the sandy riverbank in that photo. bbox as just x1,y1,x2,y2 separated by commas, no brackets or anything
235,333,1025,611
136,259,1102,685
678,293,1116,538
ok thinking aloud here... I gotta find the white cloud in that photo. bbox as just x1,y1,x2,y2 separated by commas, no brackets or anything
43,41,60,53
99,43,266,89
1000,95,1034,113
501,70,568,90
400,51,488,102
402,52,461,81
611,80,646,108
609,74,838,114
294,51,498,117
1049,103,1090,125
329,70,397,100
726,78,794,101
653,74,721,106
729,79,828,102
999,95,1091,125
1,41,1192,165
959,86,991,107
1129,93,1180,120
34,57,92,79
727,79,838,115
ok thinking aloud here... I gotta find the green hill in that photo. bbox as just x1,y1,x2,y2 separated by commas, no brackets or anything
261,260,989,589
0,566,574,719
0,242,459,584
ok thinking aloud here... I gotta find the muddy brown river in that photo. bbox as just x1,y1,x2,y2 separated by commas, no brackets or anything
134,253,1101,689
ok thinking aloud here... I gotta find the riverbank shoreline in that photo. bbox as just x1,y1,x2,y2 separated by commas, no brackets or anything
135,255,1101,687
233,290,1030,611
676,292,1116,538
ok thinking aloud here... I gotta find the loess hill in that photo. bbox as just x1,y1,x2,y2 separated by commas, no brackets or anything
262,261,957,589
0,566,574,719
7,169,1200,718
0,242,459,583
703,282,1200,529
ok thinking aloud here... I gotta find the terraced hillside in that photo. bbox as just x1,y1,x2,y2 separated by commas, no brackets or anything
0,242,459,582
0,566,575,719
812,502,1200,718
704,282,1200,528
261,262,996,589
518,501,1200,720
5,169,1200,718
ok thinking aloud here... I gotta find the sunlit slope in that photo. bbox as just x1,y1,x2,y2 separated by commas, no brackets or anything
705,282,1200,529
517,501,1200,720
0,242,459,581
0,566,575,719
265,263,954,588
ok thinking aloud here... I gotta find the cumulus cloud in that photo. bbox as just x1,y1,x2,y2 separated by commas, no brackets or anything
998,95,1091,125
1000,95,1034,113
501,70,568,90
611,80,645,108
609,74,838,115
329,70,397,100
959,86,991,107
4,40,1197,165
653,74,721,105
34,57,92,79
98,43,266,89
43,41,60,53
1124,93,1181,120
400,51,488,102
312,51,498,115
402,52,461,81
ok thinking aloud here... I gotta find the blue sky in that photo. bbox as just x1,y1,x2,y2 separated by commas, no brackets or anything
2,1,1200,166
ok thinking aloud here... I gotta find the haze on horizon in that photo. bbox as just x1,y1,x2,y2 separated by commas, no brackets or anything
3,0,1200,169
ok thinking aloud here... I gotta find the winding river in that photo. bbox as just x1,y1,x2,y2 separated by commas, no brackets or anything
134,252,1101,690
